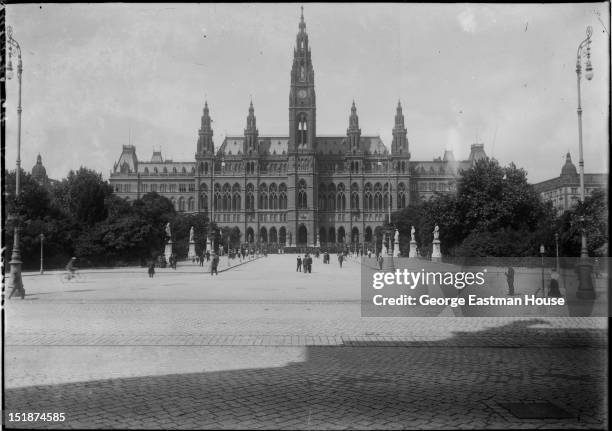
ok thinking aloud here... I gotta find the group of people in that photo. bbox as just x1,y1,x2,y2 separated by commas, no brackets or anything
504,266,563,297
296,254,313,273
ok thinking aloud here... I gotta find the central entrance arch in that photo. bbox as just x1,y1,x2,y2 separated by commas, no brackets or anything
297,224,308,245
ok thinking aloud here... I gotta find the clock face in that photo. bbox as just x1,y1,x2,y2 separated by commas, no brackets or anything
298,89,307,99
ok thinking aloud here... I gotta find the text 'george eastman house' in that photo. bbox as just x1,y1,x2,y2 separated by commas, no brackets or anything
109,10,487,248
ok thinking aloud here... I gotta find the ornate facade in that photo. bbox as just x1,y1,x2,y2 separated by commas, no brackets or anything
109,9,486,247
534,152,607,216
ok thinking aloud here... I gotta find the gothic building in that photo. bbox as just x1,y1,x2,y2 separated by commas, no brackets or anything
109,8,486,247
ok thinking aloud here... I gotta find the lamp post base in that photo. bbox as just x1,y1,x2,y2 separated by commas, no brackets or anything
576,260,596,299
8,260,25,299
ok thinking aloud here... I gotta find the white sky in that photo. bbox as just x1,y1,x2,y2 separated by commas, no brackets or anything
4,3,610,183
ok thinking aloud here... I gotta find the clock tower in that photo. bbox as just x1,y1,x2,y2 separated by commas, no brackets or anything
289,6,316,153
288,7,318,247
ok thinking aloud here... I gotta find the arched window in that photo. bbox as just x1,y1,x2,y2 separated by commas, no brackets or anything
318,184,326,210
365,226,373,242
223,183,231,211
269,183,278,210
297,179,307,209
327,183,336,211
297,114,308,147
364,183,373,210
246,183,255,211
383,183,392,210
144,167,149,174
269,227,278,244
337,227,346,243
336,183,346,212
232,183,241,211
350,183,359,210
279,183,288,210
373,183,383,211
178,197,185,212
187,197,194,212
397,183,406,209
214,183,221,211
319,227,327,244
328,227,336,243
259,183,268,210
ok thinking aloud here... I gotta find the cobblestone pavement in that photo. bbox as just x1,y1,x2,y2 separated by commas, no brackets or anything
3,254,608,429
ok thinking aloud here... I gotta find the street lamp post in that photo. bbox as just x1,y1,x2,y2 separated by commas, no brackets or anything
575,26,595,299
7,25,25,299
555,233,560,274
540,244,546,298
206,156,216,253
40,233,45,274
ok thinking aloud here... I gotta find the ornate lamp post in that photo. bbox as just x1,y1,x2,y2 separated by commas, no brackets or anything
206,156,216,253
575,26,595,299
7,25,25,299
555,232,560,274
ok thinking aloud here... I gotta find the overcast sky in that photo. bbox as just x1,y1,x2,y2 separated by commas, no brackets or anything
4,3,609,183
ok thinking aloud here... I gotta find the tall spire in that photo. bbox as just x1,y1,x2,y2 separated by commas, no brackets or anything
392,100,408,156
299,5,306,32
197,100,214,155
245,100,259,153
347,101,361,152
246,100,256,129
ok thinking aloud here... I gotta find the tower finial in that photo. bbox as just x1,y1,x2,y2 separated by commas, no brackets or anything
299,6,306,31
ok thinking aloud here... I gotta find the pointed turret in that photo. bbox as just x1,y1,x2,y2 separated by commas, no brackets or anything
347,100,361,152
196,100,214,155
244,100,259,154
391,100,409,156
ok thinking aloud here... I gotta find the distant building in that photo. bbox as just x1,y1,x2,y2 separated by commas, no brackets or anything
31,154,49,187
534,152,608,215
109,9,487,248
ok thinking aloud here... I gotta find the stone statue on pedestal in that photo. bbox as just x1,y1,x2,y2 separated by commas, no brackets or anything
164,223,173,262
431,224,441,260
411,225,415,242
393,229,400,257
188,226,196,260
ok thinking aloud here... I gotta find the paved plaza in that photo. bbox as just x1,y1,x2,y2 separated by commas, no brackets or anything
3,254,608,429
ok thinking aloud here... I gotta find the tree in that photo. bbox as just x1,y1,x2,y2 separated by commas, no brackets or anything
390,158,557,257
52,167,113,226
131,192,176,260
557,189,608,257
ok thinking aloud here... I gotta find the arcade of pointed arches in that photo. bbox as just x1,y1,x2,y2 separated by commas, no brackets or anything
192,179,404,247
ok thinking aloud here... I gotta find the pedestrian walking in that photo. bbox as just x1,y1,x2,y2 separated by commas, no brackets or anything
378,255,384,270
297,256,302,272
338,253,343,268
211,253,219,275
148,261,155,278
307,254,312,273
505,266,515,296
548,268,561,297
206,250,210,262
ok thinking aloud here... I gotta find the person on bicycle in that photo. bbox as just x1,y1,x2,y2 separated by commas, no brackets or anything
66,257,77,279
